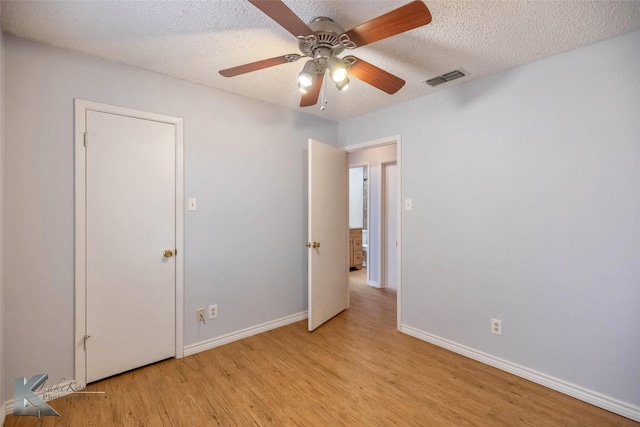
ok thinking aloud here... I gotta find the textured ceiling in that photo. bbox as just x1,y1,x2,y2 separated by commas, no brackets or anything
2,1,640,121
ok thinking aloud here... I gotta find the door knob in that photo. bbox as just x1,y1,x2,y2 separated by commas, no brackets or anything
306,242,311,248
313,242,320,248
163,249,174,258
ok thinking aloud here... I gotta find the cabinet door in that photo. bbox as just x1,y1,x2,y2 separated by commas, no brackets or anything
349,238,355,267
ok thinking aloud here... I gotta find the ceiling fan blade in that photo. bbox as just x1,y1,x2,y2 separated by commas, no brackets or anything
346,56,405,94
300,74,323,107
249,0,313,37
345,0,432,48
219,54,301,77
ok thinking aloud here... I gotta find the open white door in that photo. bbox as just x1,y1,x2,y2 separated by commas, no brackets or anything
308,139,349,331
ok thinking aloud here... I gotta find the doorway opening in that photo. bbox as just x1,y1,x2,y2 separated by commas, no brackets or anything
345,136,401,329
349,164,368,277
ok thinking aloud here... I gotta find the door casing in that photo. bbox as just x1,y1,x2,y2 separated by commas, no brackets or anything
74,99,184,388
381,161,398,289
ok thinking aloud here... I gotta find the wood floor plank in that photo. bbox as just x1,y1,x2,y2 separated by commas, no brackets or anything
4,269,637,426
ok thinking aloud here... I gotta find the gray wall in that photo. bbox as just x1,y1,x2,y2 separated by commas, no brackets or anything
340,30,640,409
2,36,338,398
348,145,397,286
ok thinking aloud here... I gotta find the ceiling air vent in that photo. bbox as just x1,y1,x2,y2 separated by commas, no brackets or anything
425,69,466,87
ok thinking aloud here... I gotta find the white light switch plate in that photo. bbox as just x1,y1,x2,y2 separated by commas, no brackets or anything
188,198,197,211
404,199,412,211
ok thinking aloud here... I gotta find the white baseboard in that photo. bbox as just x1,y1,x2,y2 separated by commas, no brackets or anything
184,311,308,357
368,280,381,288
1,402,6,425
401,325,640,422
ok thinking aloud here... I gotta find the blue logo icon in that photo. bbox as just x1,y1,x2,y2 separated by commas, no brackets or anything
13,374,61,418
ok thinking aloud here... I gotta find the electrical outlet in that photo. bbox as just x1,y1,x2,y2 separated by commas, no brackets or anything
209,304,218,319
491,318,502,336
196,308,205,323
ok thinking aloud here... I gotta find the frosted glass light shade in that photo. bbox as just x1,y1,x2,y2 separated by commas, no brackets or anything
297,60,317,88
336,77,350,91
328,57,349,83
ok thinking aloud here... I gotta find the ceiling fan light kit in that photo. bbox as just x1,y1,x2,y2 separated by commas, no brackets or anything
220,0,433,108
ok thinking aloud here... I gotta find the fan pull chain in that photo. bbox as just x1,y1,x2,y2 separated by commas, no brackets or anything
320,71,328,111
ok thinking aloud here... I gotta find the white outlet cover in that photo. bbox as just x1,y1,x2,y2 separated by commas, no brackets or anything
208,304,217,319
491,318,502,336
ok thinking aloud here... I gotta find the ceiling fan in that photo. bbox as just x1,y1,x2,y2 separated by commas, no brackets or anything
219,0,432,108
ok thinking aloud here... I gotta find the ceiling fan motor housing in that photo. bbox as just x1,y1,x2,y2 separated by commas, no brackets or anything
299,17,349,71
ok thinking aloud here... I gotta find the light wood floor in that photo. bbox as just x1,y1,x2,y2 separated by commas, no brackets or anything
6,269,637,426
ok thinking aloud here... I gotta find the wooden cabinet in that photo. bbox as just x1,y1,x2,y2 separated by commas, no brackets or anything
349,228,363,270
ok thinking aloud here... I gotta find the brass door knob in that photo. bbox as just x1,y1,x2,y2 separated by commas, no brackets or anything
312,242,320,248
163,249,174,258
306,242,311,248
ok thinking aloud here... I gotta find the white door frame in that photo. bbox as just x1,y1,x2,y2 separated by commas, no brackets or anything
381,160,398,289
343,135,402,330
74,99,184,387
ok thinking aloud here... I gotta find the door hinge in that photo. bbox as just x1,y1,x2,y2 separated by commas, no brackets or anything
83,132,88,147
82,334,91,351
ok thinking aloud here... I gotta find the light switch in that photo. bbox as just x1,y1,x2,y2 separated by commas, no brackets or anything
404,199,412,211
188,198,197,211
